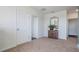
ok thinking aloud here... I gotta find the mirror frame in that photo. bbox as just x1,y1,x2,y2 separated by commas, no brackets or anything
50,16,59,30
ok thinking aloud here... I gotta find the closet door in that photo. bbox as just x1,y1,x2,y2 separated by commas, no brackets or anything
26,15,32,42
16,7,32,45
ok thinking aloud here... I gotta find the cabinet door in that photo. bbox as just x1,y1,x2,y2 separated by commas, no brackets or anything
48,30,58,39
52,31,58,39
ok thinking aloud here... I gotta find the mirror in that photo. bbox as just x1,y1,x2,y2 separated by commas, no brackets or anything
49,16,59,30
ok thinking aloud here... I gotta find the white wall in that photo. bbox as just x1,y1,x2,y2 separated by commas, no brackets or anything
0,7,16,51
68,19,77,35
0,6,44,51
43,10,68,39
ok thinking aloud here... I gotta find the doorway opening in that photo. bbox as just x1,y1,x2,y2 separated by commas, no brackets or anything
68,18,78,38
31,16,39,40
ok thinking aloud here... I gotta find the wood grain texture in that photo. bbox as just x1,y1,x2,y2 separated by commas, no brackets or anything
4,37,79,52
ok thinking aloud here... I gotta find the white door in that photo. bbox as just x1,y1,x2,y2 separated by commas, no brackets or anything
26,15,32,41
16,7,32,45
32,16,39,38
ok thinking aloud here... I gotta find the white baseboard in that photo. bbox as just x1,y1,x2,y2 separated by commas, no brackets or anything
0,39,32,52
0,45,16,52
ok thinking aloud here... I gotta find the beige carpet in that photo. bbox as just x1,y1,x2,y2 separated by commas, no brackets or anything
4,37,79,52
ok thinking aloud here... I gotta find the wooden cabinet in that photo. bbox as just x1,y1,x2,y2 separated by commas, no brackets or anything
48,30,58,39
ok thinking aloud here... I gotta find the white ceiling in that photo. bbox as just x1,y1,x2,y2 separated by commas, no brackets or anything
32,6,78,14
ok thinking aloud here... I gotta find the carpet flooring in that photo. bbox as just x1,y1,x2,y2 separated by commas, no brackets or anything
4,37,79,52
